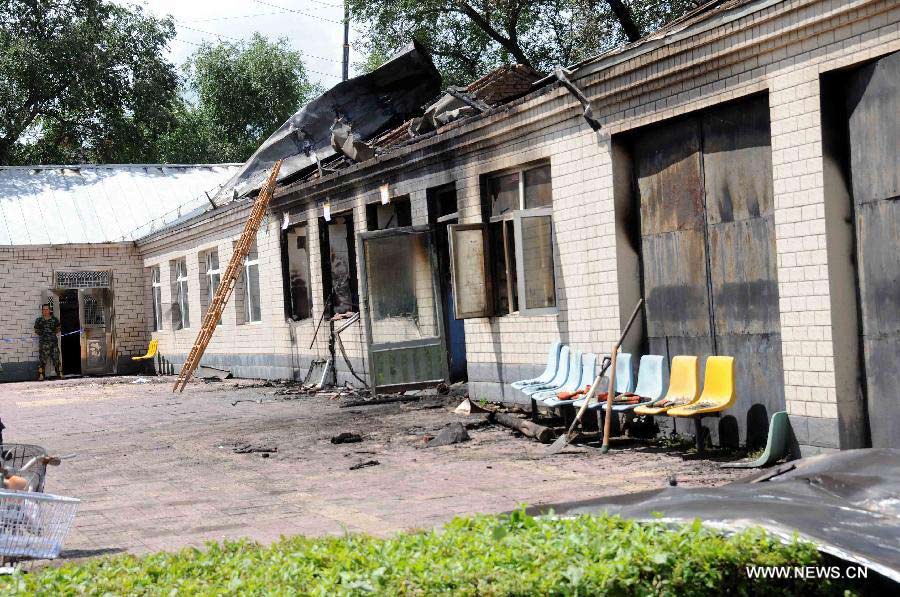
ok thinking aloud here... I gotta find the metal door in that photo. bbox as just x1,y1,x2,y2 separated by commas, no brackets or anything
78,287,116,375
845,51,900,448
358,225,448,392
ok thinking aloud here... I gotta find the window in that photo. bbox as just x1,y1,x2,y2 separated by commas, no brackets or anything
243,242,262,323
151,266,162,331
366,197,412,230
283,223,312,320
320,213,359,316
172,258,190,330
448,163,557,318
201,250,222,325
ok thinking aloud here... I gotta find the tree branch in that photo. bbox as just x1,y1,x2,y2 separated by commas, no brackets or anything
605,0,642,42
454,1,533,67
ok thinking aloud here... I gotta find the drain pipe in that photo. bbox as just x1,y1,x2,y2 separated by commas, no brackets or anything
552,67,602,132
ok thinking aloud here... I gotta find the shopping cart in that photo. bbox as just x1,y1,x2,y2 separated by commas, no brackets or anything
0,444,62,493
0,490,79,571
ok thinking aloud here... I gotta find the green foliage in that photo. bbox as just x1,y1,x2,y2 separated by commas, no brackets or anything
0,0,179,165
348,0,697,86
167,33,322,164
1,510,842,595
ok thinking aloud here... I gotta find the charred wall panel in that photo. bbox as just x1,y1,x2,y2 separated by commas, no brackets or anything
634,119,714,369
702,97,785,441
846,51,900,448
631,94,784,445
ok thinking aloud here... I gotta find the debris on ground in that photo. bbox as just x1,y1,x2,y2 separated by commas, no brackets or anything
454,397,491,415
490,412,554,444
349,460,380,470
196,365,233,381
331,432,362,444
340,394,419,408
219,441,277,455
130,377,150,384
426,422,470,447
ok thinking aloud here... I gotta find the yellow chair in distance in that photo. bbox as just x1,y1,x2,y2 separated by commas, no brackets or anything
132,339,159,375
634,355,699,416
667,356,735,418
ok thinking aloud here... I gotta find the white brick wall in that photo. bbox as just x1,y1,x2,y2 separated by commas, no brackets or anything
0,244,148,370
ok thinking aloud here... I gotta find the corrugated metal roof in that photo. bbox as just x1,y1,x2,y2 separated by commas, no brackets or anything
0,164,242,245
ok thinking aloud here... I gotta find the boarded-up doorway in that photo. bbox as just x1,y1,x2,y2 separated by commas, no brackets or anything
617,94,784,447
822,51,900,449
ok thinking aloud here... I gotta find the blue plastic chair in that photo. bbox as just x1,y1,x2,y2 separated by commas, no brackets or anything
573,352,634,410
521,346,570,396
529,349,582,400
511,342,562,390
542,352,597,409
598,354,665,412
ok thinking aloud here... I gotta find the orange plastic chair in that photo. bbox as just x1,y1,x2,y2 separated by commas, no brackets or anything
634,356,699,416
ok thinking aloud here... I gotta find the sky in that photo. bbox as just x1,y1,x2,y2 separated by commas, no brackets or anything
118,0,361,87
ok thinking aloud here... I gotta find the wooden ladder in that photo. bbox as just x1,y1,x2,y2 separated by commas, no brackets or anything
172,160,283,393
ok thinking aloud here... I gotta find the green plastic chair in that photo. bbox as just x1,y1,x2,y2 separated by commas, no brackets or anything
721,411,790,468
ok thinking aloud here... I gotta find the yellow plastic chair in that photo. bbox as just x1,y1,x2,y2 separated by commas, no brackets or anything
667,356,735,417
132,339,159,375
635,355,699,416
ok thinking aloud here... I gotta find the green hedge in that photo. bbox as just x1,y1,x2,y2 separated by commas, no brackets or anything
3,510,845,595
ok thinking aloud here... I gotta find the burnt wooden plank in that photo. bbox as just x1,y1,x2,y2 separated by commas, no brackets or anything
845,51,900,449
846,51,900,206
707,218,781,336
701,95,775,223
633,117,705,236
641,230,712,339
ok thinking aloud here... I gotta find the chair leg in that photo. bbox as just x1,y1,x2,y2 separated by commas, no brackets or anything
694,418,705,454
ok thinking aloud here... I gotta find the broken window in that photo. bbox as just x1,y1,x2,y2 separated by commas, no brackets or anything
200,250,222,325
171,258,189,330
448,163,557,318
283,223,312,321
364,231,439,344
320,213,359,315
243,242,262,323
151,266,162,331
366,196,412,230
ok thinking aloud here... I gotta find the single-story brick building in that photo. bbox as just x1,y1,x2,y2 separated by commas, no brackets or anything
3,0,897,457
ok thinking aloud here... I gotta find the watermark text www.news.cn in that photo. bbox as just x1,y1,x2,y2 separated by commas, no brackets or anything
746,565,868,580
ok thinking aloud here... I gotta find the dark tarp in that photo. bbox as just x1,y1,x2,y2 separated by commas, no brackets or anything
529,449,900,582
214,42,441,202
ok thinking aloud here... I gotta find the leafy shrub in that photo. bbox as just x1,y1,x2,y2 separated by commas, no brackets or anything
2,510,845,595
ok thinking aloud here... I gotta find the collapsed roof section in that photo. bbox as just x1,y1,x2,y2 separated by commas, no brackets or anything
214,42,442,203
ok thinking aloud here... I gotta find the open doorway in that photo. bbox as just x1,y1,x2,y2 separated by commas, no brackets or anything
58,289,81,376
428,183,467,382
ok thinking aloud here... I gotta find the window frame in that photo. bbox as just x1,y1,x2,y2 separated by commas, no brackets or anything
243,245,262,323
483,162,558,317
513,207,558,316
204,250,222,325
174,258,190,330
151,265,162,331
281,222,313,322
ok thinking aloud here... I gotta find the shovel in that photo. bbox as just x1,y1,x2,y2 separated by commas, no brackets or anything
547,299,643,455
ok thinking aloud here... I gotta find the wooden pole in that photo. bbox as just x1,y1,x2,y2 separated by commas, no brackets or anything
601,299,643,453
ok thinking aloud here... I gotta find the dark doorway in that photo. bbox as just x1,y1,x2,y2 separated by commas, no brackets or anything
319,212,359,316
58,289,81,375
428,183,467,382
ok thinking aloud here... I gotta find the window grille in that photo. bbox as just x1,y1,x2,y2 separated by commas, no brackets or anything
55,271,110,289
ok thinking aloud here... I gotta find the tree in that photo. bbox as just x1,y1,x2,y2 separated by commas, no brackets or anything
0,0,179,165
349,0,698,86
166,34,322,164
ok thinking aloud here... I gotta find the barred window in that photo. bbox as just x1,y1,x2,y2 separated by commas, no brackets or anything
172,258,190,330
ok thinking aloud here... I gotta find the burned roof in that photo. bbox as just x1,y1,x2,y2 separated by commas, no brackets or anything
0,164,241,246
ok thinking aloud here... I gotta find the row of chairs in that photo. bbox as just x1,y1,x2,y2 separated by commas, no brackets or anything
511,342,736,420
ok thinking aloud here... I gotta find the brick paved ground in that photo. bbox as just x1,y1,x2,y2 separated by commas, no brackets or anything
0,377,745,562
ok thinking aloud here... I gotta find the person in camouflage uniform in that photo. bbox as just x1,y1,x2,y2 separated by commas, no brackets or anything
33,304,62,381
